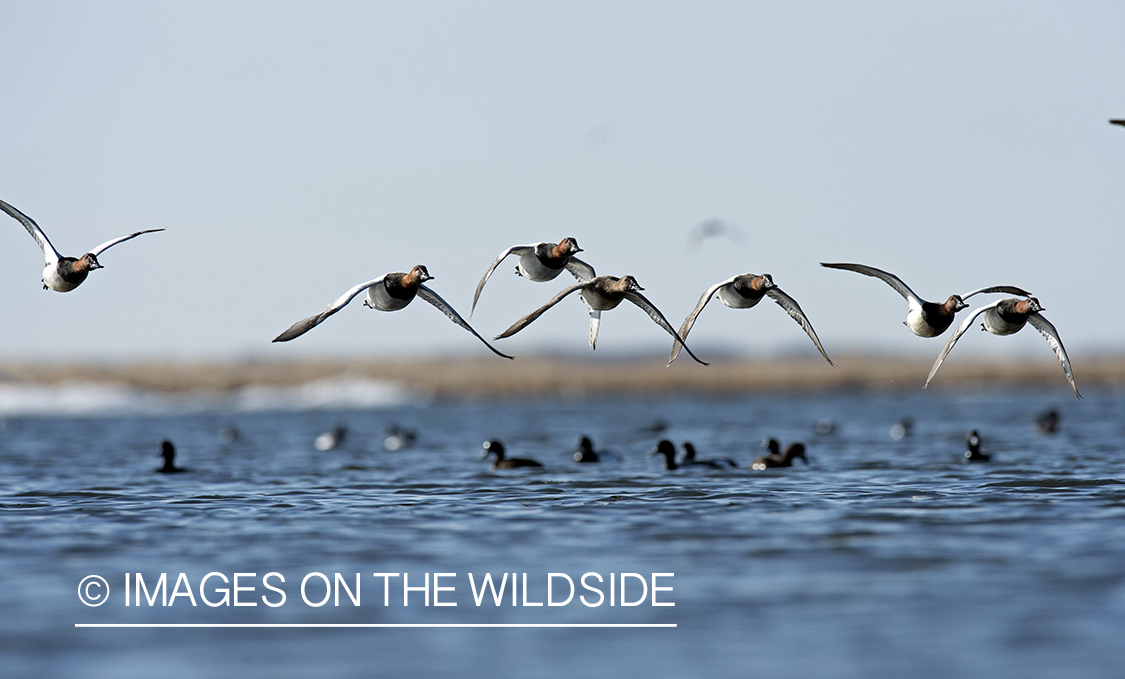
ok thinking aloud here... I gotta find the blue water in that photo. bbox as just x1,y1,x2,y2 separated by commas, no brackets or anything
1,386,1123,678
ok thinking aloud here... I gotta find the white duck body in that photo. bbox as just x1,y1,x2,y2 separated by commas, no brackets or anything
517,249,567,281
717,284,765,310
981,305,1026,336
43,262,82,293
366,278,414,312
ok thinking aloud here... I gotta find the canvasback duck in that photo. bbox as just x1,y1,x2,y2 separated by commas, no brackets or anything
923,297,1080,398
495,275,708,364
668,272,834,366
751,441,807,470
471,238,596,315
964,429,989,462
1,198,163,292
481,439,542,469
820,262,1030,338
272,265,512,359
314,425,347,451
679,442,738,468
156,440,187,473
647,440,679,470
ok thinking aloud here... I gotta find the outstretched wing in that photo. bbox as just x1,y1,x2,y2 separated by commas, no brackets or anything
624,291,708,366
924,303,993,389
0,198,60,264
495,282,593,339
88,229,164,257
821,262,925,307
960,285,1033,301
1027,313,1081,399
767,288,835,366
470,244,534,315
668,277,734,365
416,284,513,359
564,256,596,282
272,276,386,342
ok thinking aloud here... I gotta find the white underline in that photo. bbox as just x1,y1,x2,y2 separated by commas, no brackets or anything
75,623,676,628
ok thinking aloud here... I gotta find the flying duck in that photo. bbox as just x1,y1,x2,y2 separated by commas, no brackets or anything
272,265,512,359
669,272,834,366
923,297,1080,398
495,275,708,364
1,197,163,292
471,238,595,315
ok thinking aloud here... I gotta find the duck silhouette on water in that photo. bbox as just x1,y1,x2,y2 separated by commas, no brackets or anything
751,439,808,470
1,197,163,292
471,238,596,315
481,439,543,470
964,430,990,462
495,275,708,364
924,297,1080,399
156,440,187,474
679,442,738,468
647,440,680,470
314,425,347,451
1035,409,1060,434
272,265,512,359
820,262,1030,338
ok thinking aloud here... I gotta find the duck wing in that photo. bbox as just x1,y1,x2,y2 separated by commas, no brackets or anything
668,277,735,365
88,229,164,257
766,288,836,366
564,256,596,283
959,285,1033,301
495,281,593,339
923,303,994,389
471,244,535,315
821,262,925,307
589,309,601,349
0,198,60,265
272,276,387,342
624,290,708,365
416,284,514,359
1027,313,1081,399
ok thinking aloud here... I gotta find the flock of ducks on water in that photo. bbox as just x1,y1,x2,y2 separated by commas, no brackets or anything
3,195,1081,397
151,408,1064,474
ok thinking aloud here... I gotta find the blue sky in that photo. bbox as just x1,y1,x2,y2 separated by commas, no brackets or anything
1,2,1122,361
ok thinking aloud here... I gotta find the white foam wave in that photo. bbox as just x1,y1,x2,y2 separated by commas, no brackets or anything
0,376,418,417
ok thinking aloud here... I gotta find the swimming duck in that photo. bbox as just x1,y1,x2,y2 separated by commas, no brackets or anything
668,273,834,366
820,262,1030,338
1,198,163,292
751,441,807,470
574,436,599,463
890,417,913,441
471,238,596,315
495,275,708,364
964,429,989,462
383,424,417,451
923,297,1080,398
481,439,543,469
156,440,187,473
647,440,679,470
1035,409,1059,434
679,442,738,468
314,425,347,451
272,265,512,359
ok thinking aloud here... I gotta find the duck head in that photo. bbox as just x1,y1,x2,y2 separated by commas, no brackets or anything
553,238,583,258
77,253,104,272
481,439,505,462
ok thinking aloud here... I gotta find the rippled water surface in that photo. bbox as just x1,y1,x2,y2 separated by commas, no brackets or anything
2,386,1123,678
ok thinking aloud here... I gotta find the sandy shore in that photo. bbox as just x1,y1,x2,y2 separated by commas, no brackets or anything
1,354,1120,397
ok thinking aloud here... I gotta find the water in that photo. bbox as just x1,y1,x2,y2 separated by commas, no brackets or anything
1,385,1123,678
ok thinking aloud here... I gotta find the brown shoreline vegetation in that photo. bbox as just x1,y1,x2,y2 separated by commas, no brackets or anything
1,354,1123,398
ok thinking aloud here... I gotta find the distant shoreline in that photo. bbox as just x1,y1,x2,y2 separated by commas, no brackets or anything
1,354,1120,397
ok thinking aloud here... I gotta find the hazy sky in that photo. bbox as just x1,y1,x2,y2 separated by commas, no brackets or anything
1,2,1122,363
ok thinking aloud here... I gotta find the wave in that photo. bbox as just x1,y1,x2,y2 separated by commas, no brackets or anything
0,376,419,417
